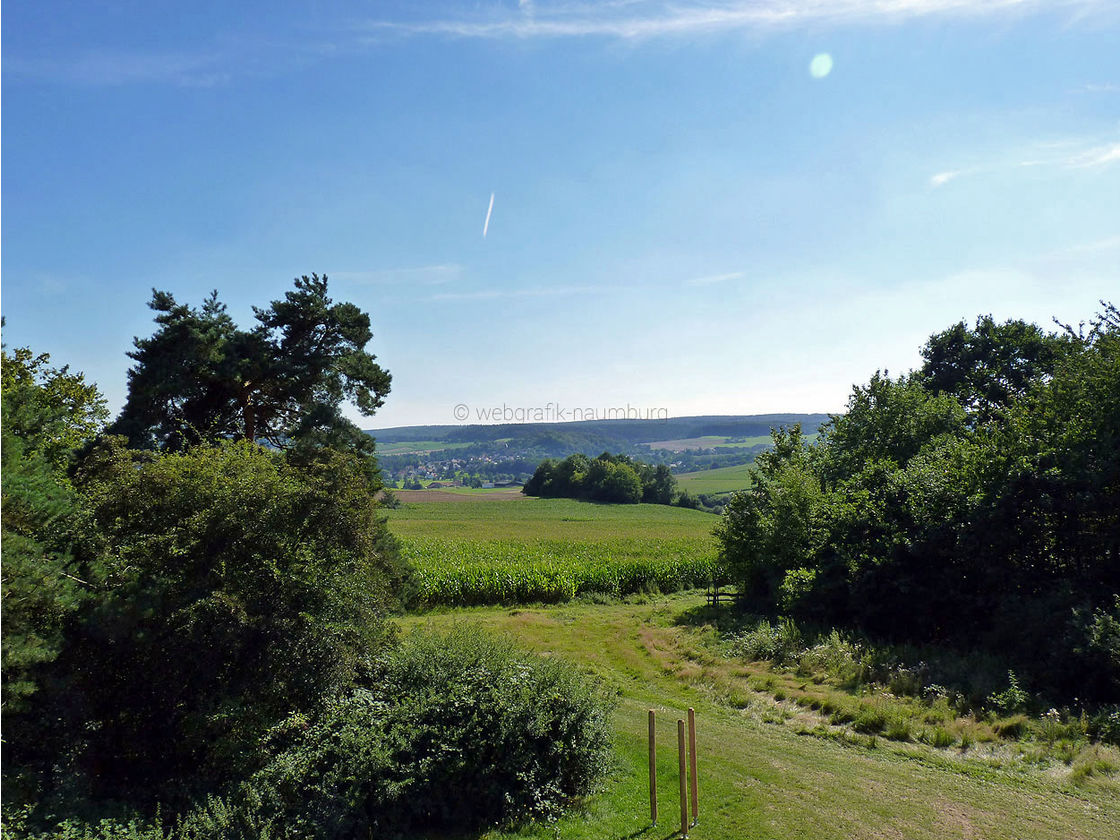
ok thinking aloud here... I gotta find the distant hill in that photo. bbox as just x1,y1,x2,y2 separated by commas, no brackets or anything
366,414,829,456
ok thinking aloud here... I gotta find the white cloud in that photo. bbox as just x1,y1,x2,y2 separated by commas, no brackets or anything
428,285,605,301
685,270,744,286
1065,142,1120,168
12,2,1111,87
929,170,964,187
930,134,1120,187
357,1,1111,42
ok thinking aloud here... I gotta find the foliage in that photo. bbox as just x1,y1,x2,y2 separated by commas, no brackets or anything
9,439,407,817
729,618,803,665
920,314,1064,424
110,275,390,466
1,343,106,715
2,342,109,471
714,304,1120,701
523,452,676,504
224,630,614,838
988,671,1030,715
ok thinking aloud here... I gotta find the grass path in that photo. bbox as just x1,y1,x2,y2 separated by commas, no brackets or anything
402,594,1119,840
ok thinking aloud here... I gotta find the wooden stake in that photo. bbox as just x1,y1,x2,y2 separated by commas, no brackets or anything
688,707,699,826
648,710,657,825
678,719,688,838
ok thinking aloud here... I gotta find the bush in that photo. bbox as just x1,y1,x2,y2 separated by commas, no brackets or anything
852,707,887,735
239,629,614,837
884,718,912,742
987,671,1030,714
992,715,1029,739
731,618,804,665
1087,705,1120,746
21,439,408,812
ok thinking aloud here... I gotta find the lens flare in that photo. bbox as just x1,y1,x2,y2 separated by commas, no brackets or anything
809,53,833,79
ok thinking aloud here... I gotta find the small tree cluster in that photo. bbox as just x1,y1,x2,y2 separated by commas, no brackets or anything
522,452,676,504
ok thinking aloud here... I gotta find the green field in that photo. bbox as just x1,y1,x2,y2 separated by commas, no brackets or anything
402,595,1120,840
386,497,719,606
373,439,473,455
645,434,775,451
675,462,755,496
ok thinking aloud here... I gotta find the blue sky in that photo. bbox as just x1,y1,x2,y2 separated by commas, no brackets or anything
3,0,1118,428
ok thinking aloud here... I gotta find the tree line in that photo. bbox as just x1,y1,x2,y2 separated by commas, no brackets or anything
715,306,1120,703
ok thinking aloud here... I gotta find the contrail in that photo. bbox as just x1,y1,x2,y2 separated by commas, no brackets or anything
482,192,495,238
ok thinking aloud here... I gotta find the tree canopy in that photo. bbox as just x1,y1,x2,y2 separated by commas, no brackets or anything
111,275,391,460
523,452,676,504
716,305,1120,701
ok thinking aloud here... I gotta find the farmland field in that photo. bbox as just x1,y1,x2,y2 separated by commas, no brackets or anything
402,595,1120,840
386,497,719,607
644,434,775,451
675,462,755,495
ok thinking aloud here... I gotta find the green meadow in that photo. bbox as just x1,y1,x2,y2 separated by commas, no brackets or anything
402,594,1120,840
675,462,755,496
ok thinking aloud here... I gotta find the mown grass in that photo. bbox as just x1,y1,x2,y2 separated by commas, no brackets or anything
386,498,719,607
400,594,1119,840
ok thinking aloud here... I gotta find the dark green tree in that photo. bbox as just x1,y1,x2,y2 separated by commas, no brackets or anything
111,275,391,461
55,438,408,808
920,315,1065,424
1,343,107,713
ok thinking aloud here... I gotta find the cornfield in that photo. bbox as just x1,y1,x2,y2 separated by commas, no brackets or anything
387,498,719,607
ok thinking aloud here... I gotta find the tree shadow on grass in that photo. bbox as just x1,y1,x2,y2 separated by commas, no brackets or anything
672,600,766,634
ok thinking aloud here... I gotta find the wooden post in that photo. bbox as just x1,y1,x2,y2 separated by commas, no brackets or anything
678,719,688,838
648,710,657,825
688,708,699,826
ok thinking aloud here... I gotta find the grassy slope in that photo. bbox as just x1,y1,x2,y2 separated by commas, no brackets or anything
644,435,775,451
402,595,1119,840
675,463,755,496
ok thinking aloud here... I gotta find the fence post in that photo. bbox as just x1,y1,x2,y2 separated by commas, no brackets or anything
648,710,657,825
688,707,699,826
678,719,688,838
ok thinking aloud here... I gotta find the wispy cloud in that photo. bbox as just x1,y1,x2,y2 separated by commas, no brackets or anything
929,135,1120,187
1065,142,1120,168
357,1,1112,42
4,50,231,87
685,270,744,286
929,169,964,187
429,284,605,301
334,264,463,286
9,2,1111,87
1081,82,1120,93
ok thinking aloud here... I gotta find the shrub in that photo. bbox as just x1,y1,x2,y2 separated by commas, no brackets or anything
987,671,1029,714
731,618,804,665
852,707,887,735
240,629,614,837
992,715,1029,739
1087,705,1120,746
884,718,912,742
43,439,408,809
